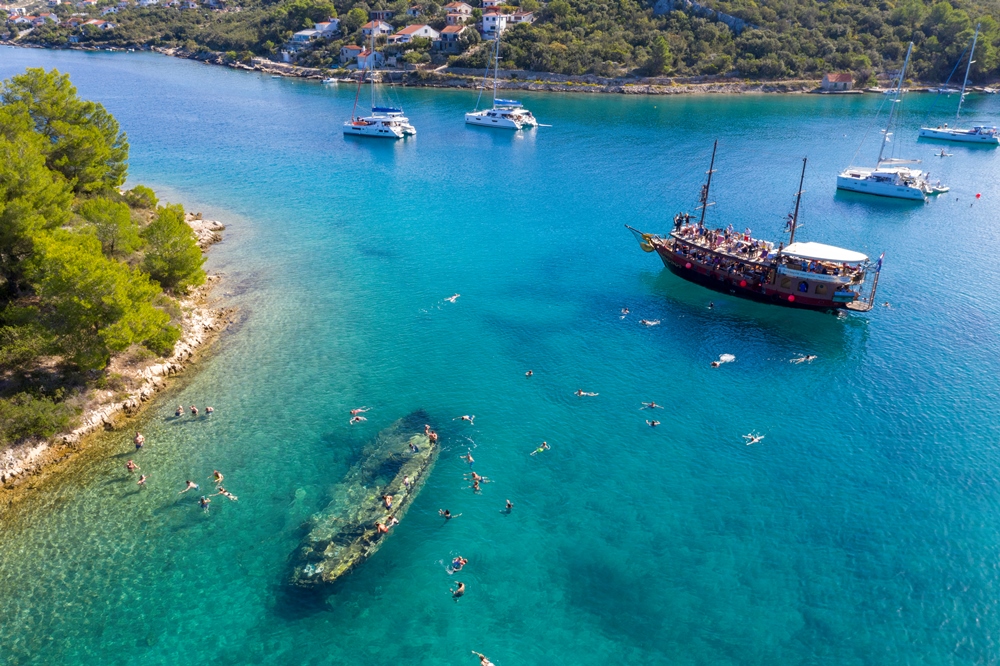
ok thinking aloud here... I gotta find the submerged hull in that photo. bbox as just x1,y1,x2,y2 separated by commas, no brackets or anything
288,412,438,588
918,127,1000,144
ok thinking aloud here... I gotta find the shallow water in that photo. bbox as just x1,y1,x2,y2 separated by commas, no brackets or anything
2,50,1000,665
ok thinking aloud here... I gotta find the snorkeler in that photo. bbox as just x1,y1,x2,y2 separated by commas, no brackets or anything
179,480,199,494
790,355,818,364
530,441,550,456
445,294,460,303
646,420,661,427
575,390,598,397
505,499,513,512
641,401,662,409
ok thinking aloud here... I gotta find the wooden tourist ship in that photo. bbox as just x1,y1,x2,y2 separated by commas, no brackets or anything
627,142,883,312
288,411,438,588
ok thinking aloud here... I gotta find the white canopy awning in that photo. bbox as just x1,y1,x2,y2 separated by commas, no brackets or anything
782,242,868,263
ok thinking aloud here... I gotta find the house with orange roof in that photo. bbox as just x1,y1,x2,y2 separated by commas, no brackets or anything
435,24,469,53
361,19,393,36
388,23,439,44
444,1,471,25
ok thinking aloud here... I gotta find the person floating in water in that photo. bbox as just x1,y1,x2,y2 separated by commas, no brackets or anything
454,415,475,425
451,581,466,599
525,370,533,377
742,432,765,446
190,405,199,416
639,319,660,327
790,355,818,364
125,460,139,474
133,431,145,450
211,470,224,485
205,406,214,414
711,354,736,368
530,441,550,456
708,302,715,309
175,405,184,417
641,401,662,409
504,499,513,513
137,474,148,488
199,496,211,512
620,307,629,319
472,652,495,666
461,450,474,466
445,294,460,303
646,420,660,427
351,407,370,416
439,509,461,520
179,480,199,494
575,389,598,397
451,556,468,572
350,415,367,425
409,440,421,453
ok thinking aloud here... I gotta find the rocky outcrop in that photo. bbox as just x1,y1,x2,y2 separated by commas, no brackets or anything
288,412,439,588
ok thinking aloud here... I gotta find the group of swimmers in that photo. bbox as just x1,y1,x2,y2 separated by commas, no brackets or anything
175,404,214,418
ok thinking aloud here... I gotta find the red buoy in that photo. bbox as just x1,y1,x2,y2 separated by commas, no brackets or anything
740,280,747,288
685,262,692,269
976,193,982,199
788,295,796,302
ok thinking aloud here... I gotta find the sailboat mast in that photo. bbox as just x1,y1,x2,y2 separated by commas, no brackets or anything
698,139,718,227
789,157,806,245
957,23,980,119
370,30,376,110
878,42,912,164
492,33,500,107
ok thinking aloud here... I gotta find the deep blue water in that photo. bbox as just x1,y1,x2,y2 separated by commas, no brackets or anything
2,49,1000,665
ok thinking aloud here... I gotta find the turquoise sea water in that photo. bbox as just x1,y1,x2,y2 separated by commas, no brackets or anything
2,49,1000,665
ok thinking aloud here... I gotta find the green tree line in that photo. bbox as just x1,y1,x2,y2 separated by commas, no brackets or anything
15,0,1000,82
0,69,206,447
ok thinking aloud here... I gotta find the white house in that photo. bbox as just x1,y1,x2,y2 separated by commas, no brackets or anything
137,0,159,7
357,48,385,69
509,10,533,23
481,10,507,37
405,5,422,16
101,6,118,14
444,1,471,25
482,0,502,7
340,43,363,63
435,24,468,53
291,28,319,42
388,23,438,44
47,0,61,7
181,0,197,9
360,20,392,36
314,19,339,34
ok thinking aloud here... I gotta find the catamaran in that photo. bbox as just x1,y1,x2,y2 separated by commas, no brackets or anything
838,43,948,200
919,24,999,145
343,34,416,139
465,31,538,130
628,142,883,312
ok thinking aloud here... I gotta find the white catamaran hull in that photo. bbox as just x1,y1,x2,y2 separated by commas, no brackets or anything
465,110,536,130
918,127,1000,144
836,173,927,200
343,121,405,138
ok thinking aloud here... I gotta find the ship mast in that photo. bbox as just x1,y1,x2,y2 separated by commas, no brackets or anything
788,157,806,245
878,42,912,165
698,139,718,226
957,23,980,119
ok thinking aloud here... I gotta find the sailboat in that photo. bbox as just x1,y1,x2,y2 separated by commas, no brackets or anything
919,24,999,145
627,142,883,312
838,43,948,200
343,33,416,139
465,31,538,130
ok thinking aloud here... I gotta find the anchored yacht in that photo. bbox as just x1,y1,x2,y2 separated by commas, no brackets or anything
466,32,538,130
919,24,1000,145
343,39,416,139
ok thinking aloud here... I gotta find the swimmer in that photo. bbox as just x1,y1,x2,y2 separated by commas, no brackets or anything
382,494,393,510
424,424,431,436
472,652,495,666
882,302,891,308
453,415,475,424
620,307,629,319
525,370,533,377
388,516,399,527
451,581,466,599
472,479,481,493
190,405,199,416
530,441,550,456
403,475,411,489
179,480,199,494
742,432,765,446
712,353,736,367
708,302,714,309
641,401,662,409
376,521,389,534
639,319,661,327
211,470,224,484
134,431,145,450
428,430,438,444
646,420,660,427
451,556,468,571
205,406,214,414
445,293,460,303
351,407,370,416
137,474,147,488
790,355,818,364
504,499,513,512
439,509,462,520
175,405,184,417
349,415,367,425
711,361,720,368
126,459,139,474
409,440,421,453
461,450,474,466
575,390,598,397
199,496,211,511
223,490,238,501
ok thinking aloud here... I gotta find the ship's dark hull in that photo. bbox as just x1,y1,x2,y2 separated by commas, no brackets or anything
660,253,846,312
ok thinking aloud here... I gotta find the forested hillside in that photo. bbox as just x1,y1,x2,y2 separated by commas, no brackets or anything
11,0,1000,82
0,69,205,447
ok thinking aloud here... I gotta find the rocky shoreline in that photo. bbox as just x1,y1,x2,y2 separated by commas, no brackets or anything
0,214,234,500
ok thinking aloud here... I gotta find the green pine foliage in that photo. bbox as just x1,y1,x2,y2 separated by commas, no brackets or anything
0,68,208,447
